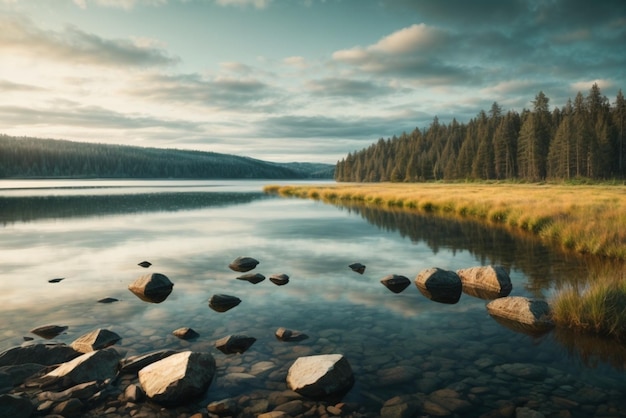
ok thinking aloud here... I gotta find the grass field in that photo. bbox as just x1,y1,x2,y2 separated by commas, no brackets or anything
265,182,626,340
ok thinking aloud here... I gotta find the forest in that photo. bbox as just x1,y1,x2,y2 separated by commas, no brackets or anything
335,84,626,182
0,136,334,179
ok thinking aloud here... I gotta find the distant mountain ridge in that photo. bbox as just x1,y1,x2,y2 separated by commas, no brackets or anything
0,135,335,179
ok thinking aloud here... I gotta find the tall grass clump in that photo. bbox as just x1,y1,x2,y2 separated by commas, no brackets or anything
552,269,626,341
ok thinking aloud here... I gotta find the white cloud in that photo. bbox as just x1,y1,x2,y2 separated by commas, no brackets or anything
571,79,613,92
215,0,272,8
72,0,166,9
283,56,308,69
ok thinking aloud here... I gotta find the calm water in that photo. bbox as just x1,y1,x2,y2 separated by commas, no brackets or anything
1,179,625,416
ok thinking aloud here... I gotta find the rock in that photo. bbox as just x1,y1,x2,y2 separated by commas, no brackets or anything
457,265,512,299
380,274,411,294
70,328,121,353
376,366,419,386
499,363,547,380
173,327,199,340
30,325,68,339
128,272,173,303
215,335,256,354
207,397,237,415
380,395,421,418
228,256,259,272
415,267,462,304
286,354,354,399
236,273,266,284
275,327,309,342
97,297,119,303
42,347,121,390
137,351,216,405
349,262,366,274
0,394,34,418
269,273,290,286
38,380,102,402
274,399,305,415
209,294,242,312
48,278,64,283
120,349,178,374
138,261,152,268
52,398,83,417
515,407,546,418
124,383,144,402
0,363,46,387
0,343,80,367
258,412,290,418
486,296,554,336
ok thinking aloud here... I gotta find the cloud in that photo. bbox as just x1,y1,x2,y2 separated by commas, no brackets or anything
0,79,45,92
283,56,308,69
0,101,200,131
72,0,166,9
0,15,177,67
306,78,394,99
571,79,614,93
215,0,272,8
125,73,279,110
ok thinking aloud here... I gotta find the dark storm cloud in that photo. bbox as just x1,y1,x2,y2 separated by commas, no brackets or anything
0,15,177,67
126,73,280,110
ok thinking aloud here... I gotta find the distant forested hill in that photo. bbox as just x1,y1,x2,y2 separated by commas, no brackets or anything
0,136,334,179
336,84,625,182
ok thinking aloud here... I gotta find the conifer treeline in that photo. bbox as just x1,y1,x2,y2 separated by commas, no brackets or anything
335,84,626,182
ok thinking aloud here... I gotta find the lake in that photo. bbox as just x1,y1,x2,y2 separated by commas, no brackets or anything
1,179,625,417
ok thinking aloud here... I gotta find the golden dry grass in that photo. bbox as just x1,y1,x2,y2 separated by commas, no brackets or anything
264,182,626,260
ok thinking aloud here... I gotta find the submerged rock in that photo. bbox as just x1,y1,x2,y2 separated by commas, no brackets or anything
172,327,199,340
236,273,266,284
138,351,216,405
138,261,152,268
128,273,173,303
70,329,121,353
30,325,68,339
286,354,354,399
228,256,259,273
349,263,366,274
457,265,512,299
269,273,290,286
415,267,462,304
275,327,309,342
380,274,411,294
215,335,256,354
209,294,241,312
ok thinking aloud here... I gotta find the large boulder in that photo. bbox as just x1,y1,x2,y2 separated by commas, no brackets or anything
120,349,178,375
286,354,354,399
486,296,554,336
380,274,411,294
42,347,121,390
70,329,121,353
349,263,366,274
128,273,174,303
137,351,216,405
0,343,80,367
415,268,462,304
228,256,259,272
269,273,290,286
457,265,512,299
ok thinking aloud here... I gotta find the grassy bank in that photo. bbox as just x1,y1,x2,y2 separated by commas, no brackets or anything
264,182,626,341
264,182,626,260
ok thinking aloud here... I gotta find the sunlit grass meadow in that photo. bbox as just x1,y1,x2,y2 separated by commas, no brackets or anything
265,182,626,340
264,182,626,260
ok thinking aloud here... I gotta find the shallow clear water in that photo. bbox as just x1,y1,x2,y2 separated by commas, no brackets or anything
1,179,625,416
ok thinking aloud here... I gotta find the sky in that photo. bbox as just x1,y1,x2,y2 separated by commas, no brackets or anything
1,0,625,163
